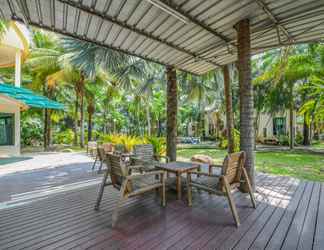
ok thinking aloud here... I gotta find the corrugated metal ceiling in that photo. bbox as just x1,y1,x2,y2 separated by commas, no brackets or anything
1,0,323,75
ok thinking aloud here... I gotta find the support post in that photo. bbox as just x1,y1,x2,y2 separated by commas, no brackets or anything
236,19,255,190
166,66,177,161
15,50,21,155
223,64,235,153
15,50,21,87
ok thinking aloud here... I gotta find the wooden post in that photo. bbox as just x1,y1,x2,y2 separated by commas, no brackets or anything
166,66,177,162
223,64,235,153
236,19,255,190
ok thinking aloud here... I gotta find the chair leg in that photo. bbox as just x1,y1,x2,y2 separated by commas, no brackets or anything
94,168,110,210
223,177,240,227
187,173,192,207
112,197,125,227
98,161,103,172
242,168,256,208
92,155,98,170
112,180,128,227
161,173,166,207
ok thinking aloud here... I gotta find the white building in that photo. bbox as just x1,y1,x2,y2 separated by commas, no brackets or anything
0,22,30,156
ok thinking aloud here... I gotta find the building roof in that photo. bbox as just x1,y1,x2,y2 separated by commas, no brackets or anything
1,0,323,75
0,83,64,110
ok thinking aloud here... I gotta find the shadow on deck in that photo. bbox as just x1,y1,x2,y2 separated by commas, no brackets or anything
0,173,323,250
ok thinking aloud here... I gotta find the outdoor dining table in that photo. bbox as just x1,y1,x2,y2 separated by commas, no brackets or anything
155,161,200,200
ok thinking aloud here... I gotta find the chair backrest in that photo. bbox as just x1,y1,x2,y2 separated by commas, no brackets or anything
114,144,126,154
134,144,154,162
102,143,114,153
88,141,97,148
106,154,129,189
222,151,246,185
97,147,106,161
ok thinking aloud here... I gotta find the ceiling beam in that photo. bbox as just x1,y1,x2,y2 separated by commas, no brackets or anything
146,0,233,45
56,0,221,67
254,0,294,42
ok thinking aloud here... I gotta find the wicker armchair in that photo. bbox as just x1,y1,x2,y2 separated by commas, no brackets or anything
187,151,256,227
94,153,166,227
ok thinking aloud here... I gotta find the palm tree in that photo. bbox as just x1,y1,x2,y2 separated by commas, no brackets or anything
25,30,63,149
47,66,86,147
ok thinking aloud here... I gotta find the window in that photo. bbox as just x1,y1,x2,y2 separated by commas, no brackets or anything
273,117,286,136
0,113,14,146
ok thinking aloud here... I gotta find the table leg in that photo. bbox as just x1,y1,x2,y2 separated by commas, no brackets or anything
176,172,181,200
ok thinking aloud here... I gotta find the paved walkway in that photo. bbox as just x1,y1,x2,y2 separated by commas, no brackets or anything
0,152,103,204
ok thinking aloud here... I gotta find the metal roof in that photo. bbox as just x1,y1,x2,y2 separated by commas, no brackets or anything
1,0,324,75
0,83,64,110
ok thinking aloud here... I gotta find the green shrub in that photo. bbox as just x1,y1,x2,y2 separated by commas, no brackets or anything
53,129,74,145
278,134,289,146
218,128,240,152
295,131,303,145
145,136,166,157
99,134,144,152
21,118,42,146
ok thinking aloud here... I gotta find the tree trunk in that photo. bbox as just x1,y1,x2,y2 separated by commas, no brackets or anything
289,85,294,150
73,95,79,146
44,108,48,150
236,19,255,190
289,107,294,149
80,91,85,148
88,112,93,142
79,74,85,148
166,66,177,161
46,109,52,148
145,104,151,136
303,113,310,145
223,64,235,153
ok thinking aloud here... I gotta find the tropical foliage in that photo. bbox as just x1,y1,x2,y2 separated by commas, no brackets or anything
0,22,323,151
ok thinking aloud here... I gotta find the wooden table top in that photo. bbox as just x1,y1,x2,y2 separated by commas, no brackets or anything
156,161,199,173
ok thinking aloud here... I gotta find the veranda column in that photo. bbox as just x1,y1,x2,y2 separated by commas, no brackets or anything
166,66,177,161
222,64,235,153
15,50,21,154
236,19,255,189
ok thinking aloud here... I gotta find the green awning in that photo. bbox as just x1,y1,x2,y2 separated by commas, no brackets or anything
0,83,64,110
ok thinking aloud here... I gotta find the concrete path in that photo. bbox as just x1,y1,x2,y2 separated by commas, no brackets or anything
0,152,103,204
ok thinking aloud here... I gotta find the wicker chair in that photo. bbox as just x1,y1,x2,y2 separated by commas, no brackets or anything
131,144,169,171
94,154,166,227
186,151,256,227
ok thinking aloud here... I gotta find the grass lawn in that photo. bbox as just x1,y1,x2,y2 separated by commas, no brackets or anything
177,148,324,182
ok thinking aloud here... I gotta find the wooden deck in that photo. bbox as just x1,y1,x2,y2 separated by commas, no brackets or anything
0,173,323,250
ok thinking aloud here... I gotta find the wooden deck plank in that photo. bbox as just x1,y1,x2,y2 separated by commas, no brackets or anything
202,175,290,250
184,175,268,250
122,176,266,250
233,177,299,249
158,175,269,250
0,174,321,250
248,180,301,249
0,189,99,235
281,182,314,250
264,181,308,250
313,183,324,250
7,196,156,250
297,182,321,250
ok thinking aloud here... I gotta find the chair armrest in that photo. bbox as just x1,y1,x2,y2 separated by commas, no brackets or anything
188,171,221,178
126,170,165,180
210,164,223,169
159,155,170,163
129,165,146,171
